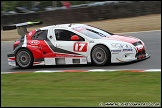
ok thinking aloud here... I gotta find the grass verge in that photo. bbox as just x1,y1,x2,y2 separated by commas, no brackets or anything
1,72,161,107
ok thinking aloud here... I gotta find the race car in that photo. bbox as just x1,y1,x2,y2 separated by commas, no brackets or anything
3,21,150,68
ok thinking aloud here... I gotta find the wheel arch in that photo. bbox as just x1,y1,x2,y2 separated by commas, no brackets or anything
15,44,45,60
14,47,34,65
15,47,33,57
90,44,111,63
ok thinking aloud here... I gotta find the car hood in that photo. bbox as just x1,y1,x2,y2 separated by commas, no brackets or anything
102,34,140,44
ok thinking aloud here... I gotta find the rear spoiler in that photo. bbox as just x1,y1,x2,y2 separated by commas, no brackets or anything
2,21,43,36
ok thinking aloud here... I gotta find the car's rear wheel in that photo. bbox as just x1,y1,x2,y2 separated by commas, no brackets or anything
16,49,33,68
91,45,110,65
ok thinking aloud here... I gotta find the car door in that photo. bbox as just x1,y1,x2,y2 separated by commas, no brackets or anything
53,28,89,63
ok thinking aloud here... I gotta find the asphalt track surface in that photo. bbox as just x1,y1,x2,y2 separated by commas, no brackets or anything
1,30,161,73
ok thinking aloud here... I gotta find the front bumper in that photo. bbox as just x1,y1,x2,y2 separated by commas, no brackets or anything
136,53,150,61
114,52,150,63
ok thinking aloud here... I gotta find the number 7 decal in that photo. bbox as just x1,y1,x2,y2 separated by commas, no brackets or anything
74,42,88,52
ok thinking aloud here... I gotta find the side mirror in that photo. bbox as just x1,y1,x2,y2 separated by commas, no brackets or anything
71,35,80,41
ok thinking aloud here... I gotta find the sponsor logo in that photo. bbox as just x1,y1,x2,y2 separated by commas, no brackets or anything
111,50,121,52
29,40,40,45
72,26,86,32
56,54,74,58
123,49,133,52
8,60,15,62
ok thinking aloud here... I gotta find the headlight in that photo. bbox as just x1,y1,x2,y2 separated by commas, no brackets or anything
111,43,132,49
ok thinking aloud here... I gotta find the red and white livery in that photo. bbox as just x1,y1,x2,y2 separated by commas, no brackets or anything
3,21,150,68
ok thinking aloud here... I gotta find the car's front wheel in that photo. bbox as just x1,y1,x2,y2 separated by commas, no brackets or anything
91,45,110,65
16,49,33,68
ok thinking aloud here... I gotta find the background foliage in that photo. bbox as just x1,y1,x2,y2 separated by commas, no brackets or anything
1,1,97,12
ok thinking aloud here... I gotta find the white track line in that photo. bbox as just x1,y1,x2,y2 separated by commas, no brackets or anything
144,69,161,72
1,69,161,74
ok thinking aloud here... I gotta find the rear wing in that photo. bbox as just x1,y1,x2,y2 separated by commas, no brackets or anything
2,21,43,36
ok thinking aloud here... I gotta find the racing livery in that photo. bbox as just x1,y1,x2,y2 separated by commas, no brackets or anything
3,21,150,68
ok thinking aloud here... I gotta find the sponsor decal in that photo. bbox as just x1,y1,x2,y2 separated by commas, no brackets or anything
123,49,133,52
74,42,88,52
111,50,121,52
31,46,39,48
56,54,74,58
55,53,84,58
72,26,86,32
8,60,15,62
29,40,40,45
45,39,82,55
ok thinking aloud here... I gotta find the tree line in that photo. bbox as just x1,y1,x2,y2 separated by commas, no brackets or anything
1,1,95,12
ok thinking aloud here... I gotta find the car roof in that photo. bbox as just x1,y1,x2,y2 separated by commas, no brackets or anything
40,23,87,30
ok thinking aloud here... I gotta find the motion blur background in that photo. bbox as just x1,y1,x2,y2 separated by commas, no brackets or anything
1,1,161,26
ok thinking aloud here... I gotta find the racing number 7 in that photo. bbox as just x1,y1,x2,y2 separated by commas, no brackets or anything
74,42,88,52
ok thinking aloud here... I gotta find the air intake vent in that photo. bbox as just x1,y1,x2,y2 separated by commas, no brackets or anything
73,59,80,64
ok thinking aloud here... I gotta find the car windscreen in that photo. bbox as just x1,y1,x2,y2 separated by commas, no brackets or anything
73,25,113,39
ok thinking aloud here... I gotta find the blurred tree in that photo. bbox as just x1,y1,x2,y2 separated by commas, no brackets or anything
1,1,99,12
70,1,89,5
52,1,57,7
16,1,32,9
39,1,52,10
2,1,18,11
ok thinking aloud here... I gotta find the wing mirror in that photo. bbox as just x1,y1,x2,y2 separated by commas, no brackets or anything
71,35,79,41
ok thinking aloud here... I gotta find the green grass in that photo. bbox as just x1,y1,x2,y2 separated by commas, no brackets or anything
1,72,161,107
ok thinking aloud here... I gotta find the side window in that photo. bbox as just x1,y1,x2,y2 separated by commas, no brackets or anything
55,29,85,41
32,30,48,40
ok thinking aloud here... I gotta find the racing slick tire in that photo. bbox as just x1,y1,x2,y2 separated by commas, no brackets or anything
16,49,33,68
91,45,111,66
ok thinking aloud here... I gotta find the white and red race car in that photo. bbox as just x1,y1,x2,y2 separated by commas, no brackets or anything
3,21,150,68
